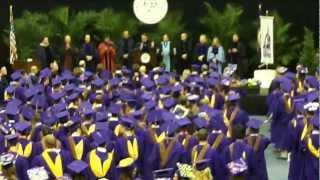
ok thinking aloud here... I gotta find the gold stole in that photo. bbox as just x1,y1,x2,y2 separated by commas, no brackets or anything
160,138,177,168
68,136,84,160
297,81,304,93
182,135,191,149
192,144,209,166
89,149,114,178
210,94,216,108
84,124,96,136
301,118,311,141
247,135,262,152
127,138,139,160
16,142,33,158
42,150,63,178
211,134,224,150
149,128,166,144
223,107,240,138
307,137,320,158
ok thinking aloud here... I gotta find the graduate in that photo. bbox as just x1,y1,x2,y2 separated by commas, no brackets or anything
31,134,72,179
244,118,270,180
299,115,319,180
223,92,250,139
14,121,35,180
86,132,117,180
295,65,308,94
222,124,257,180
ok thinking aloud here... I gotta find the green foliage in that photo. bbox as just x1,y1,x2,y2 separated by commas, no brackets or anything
299,27,318,73
200,2,243,48
94,9,139,40
272,11,300,66
150,11,185,42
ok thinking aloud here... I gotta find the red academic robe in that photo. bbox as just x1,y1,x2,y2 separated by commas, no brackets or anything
98,41,116,73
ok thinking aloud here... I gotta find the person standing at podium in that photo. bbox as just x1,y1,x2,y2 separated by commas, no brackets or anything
158,34,175,72
138,33,155,53
118,30,135,70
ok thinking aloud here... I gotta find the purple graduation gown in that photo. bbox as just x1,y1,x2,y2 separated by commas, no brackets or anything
178,134,198,164
299,134,319,180
244,135,270,180
208,132,231,154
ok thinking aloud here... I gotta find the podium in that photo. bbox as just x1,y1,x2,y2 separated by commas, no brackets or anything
131,48,157,71
253,69,276,89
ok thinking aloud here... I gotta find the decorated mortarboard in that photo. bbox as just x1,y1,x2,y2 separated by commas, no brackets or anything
27,166,49,180
14,121,31,133
5,85,15,94
296,65,308,74
227,158,248,175
92,78,104,88
195,159,211,171
10,71,22,81
246,118,263,129
21,106,35,120
153,168,174,179
67,160,88,174
120,116,135,128
0,153,16,167
193,117,208,129
305,75,319,89
304,102,319,112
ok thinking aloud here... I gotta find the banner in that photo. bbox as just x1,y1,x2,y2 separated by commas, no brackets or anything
260,16,274,65
9,5,18,64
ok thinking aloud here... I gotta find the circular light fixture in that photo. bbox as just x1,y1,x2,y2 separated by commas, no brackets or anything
133,0,168,24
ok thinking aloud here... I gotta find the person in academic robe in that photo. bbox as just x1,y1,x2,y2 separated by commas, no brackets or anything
79,34,97,73
207,78,224,110
117,30,135,70
137,33,155,54
244,118,270,180
207,37,225,74
61,35,77,71
191,128,226,180
14,121,35,180
222,124,258,180
227,34,247,79
194,34,209,66
299,115,319,180
35,37,54,70
31,134,72,179
208,118,231,154
175,32,193,75
86,133,117,180
295,65,308,94
0,66,9,105
158,34,175,72
98,37,117,73
222,92,250,139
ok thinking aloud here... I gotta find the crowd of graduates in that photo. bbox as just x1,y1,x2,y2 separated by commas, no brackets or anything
0,59,318,180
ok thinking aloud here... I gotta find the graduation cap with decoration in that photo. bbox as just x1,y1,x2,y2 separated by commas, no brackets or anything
153,168,174,179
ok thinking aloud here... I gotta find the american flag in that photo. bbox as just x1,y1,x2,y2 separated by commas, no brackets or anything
9,5,17,64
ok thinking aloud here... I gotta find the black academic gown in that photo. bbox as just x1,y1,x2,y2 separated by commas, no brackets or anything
176,40,193,74
117,38,134,69
35,45,54,70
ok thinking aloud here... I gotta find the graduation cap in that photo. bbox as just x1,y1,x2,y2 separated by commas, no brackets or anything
39,68,51,79
172,84,183,94
276,66,288,74
61,70,75,81
157,75,169,85
10,71,22,81
91,132,108,147
145,100,156,110
226,92,240,102
195,159,211,171
21,106,35,121
5,103,19,116
221,78,231,86
141,78,155,90
193,117,208,129
297,66,308,74
92,78,104,88
84,71,94,78
305,75,319,89
160,85,171,95
50,92,64,102
187,94,200,102
284,72,296,81
120,116,135,129
207,78,218,87
109,78,121,87
0,153,15,168
191,64,201,72
67,160,88,175
306,91,319,102
5,85,15,95
246,118,263,129
153,168,174,179
95,112,107,122
81,102,94,115
56,111,69,121
52,77,62,86
176,117,191,128
163,98,176,109
41,111,57,127
64,84,76,93
67,93,79,102
14,121,31,133
304,102,319,112
141,93,154,101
